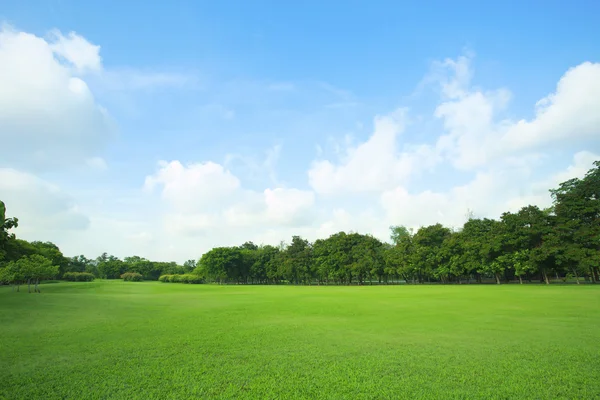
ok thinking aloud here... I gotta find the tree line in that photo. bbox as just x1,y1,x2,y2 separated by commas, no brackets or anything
193,161,600,285
1,161,598,288
0,204,196,290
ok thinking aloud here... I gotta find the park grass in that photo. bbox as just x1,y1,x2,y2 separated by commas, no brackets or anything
1,281,599,399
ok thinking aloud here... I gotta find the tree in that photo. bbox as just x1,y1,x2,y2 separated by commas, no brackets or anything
411,224,452,283
3,255,58,293
0,200,18,262
67,255,92,274
198,247,243,283
183,259,197,273
30,241,68,277
551,161,600,283
279,236,313,284
98,255,126,279
384,226,414,283
389,225,413,246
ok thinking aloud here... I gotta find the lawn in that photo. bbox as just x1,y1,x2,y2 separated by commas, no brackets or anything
1,281,599,399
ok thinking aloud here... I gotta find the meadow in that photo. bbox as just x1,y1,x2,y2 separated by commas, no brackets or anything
1,281,599,399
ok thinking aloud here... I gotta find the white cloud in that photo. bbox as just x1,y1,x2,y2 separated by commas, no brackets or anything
144,160,241,213
381,151,600,230
501,62,600,151
429,54,600,170
145,159,316,236
264,188,315,225
0,168,89,233
0,26,114,170
47,30,102,73
308,108,439,194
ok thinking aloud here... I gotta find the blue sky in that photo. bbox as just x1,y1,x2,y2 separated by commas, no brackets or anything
1,1,599,262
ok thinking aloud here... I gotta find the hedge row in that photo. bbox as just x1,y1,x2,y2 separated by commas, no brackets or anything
121,272,143,282
158,274,204,284
63,272,95,282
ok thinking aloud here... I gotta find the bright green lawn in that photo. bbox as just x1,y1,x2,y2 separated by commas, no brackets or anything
1,281,599,399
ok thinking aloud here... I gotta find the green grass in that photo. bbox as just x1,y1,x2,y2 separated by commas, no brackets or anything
1,281,599,399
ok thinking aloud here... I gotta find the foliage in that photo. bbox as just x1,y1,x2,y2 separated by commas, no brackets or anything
120,272,143,282
158,274,204,284
0,200,18,262
63,272,95,282
0,254,59,292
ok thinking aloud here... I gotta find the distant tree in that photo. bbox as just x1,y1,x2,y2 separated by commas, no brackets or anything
198,247,243,283
411,224,452,283
389,225,413,246
183,259,197,273
98,255,126,279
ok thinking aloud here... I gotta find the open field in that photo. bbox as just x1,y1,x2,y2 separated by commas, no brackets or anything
1,281,599,399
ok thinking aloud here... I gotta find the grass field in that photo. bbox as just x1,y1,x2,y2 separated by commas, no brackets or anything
1,281,599,399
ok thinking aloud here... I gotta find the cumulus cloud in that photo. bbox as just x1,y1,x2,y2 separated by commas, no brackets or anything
500,62,600,151
381,151,600,230
47,29,102,72
0,25,114,170
144,160,241,213
145,160,316,236
0,168,89,233
308,109,439,194
430,54,600,170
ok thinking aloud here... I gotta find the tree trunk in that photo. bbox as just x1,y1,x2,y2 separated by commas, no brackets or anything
518,275,523,284
495,274,501,284
35,279,40,293
572,268,580,284
542,270,549,285
28,279,31,293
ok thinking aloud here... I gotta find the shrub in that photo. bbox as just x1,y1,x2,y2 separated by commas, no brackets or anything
182,274,203,284
63,272,95,282
121,272,143,282
158,274,203,284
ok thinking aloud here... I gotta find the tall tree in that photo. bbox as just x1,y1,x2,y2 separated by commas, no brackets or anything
551,161,600,282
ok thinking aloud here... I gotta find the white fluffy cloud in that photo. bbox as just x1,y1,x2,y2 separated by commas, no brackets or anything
144,160,241,213
144,160,316,236
381,151,599,230
308,109,439,194
0,26,114,170
431,55,600,170
500,62,600,151
48,29,102,72
0,168,89,233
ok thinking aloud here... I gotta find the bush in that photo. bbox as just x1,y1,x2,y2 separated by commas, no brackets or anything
158,274,203,284
121,272,143,282
63,272,95,282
